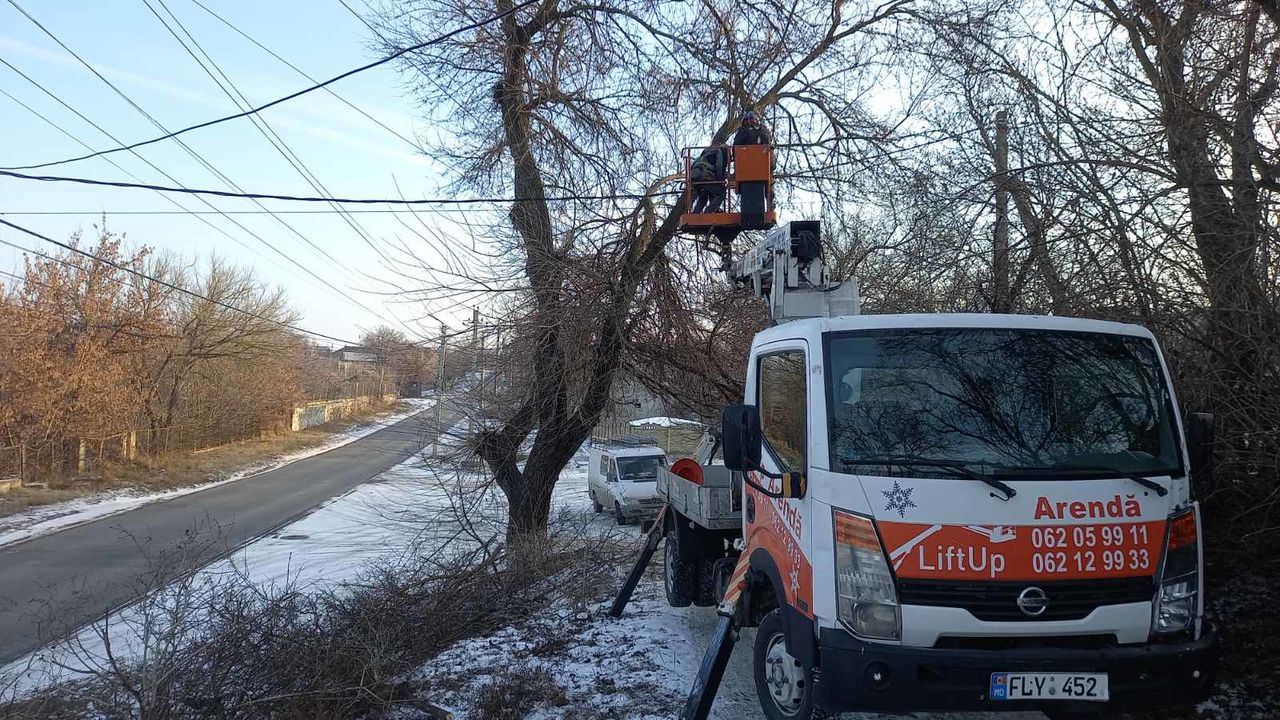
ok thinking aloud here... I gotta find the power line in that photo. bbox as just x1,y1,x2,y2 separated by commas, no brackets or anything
2,0,538,171
0,68,330,283
143,0,398,267
1,3,397,319
0,208,485,216
0,218,362,346
191,0,421,152
0,171,680,207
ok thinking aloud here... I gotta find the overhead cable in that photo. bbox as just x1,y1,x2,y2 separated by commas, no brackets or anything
0,218,361,346
0,169,679,204
2,0,538,171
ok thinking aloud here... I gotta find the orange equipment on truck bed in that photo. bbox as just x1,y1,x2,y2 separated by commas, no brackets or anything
679,144,776,238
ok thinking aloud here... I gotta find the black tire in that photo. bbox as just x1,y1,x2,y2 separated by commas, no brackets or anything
754,608,816,720
663,517,698,607
591,492,603,513
694,557,719,607
614,501,628,525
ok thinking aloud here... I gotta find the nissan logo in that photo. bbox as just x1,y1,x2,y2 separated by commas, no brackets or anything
1016,586,1050,617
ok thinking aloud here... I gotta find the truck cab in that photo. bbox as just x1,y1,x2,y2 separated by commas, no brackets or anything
587,440,668,525
662,311,1220,718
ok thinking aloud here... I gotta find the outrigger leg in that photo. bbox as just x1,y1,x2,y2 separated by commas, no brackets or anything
681,553,753,720
608,504,668,618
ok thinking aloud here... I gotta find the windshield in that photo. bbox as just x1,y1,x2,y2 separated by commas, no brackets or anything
616,455,665,481
826,328,1181,478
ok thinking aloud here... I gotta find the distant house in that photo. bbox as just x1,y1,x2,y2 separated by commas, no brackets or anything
332,345,379,365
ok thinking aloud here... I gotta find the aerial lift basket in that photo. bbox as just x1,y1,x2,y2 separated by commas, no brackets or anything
678,144,777,241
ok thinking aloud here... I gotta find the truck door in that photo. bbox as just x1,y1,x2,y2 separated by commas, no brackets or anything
751,345,815,618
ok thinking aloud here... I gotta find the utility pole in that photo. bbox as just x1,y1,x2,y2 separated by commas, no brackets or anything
993,109,1010,313
472,307,480,367
472,307,483,415
435,324,446,457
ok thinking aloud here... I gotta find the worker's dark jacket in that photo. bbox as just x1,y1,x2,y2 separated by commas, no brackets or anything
690,147,727,182
732,125,772,145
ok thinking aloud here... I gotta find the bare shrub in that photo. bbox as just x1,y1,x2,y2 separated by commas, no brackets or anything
473,667,567,720
0,500,623,719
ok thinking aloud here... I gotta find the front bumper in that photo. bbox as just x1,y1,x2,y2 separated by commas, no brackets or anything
814,623,1219,713
620,498,663,518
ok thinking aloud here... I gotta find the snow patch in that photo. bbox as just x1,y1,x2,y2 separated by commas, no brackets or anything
627,416,703,428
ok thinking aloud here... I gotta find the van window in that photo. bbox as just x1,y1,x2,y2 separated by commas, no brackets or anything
598,454,609,478
758,351,807,471
617,455,665,481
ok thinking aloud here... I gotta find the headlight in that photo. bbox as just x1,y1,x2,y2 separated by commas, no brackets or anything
834,509,900,640
1152,507,1199,635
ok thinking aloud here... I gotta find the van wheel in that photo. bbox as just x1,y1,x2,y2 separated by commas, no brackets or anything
591,493,603,513
614,501,629,525
663,517,697,607
754,609,815,720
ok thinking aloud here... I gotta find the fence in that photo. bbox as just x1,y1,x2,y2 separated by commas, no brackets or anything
593,418,706,457
0,394,399,487
291,394,397,431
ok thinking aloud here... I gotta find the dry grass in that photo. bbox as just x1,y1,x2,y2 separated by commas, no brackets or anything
0,400,404,520
473,668,568,720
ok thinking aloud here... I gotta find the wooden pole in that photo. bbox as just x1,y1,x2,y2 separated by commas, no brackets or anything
993,110,1010,313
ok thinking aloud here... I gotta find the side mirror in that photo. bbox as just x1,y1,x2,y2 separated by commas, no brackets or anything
722,404,807,499
1186,412,1216,496
721,404,763,472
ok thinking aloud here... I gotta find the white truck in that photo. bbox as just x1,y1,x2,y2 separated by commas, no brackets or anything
587,439,668,524
659,222,1219,719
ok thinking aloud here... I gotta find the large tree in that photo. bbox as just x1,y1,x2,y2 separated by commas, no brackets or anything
376,0,916,537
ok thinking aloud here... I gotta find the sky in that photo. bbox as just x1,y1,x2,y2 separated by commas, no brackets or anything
0,0,479,347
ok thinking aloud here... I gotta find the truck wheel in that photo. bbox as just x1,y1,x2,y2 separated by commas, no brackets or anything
663,518,697,607
694,557,719,607
754,608,815,720
591,493,603,513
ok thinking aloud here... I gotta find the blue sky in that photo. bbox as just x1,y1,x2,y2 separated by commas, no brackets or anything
0,0,475,346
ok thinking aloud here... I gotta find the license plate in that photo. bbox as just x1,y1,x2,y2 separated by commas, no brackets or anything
990,672,1109,701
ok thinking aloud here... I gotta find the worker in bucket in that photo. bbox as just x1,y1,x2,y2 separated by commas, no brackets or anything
689,145,727,213
732,109,772,145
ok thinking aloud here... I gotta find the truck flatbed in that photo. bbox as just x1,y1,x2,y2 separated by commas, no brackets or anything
655,433,743,532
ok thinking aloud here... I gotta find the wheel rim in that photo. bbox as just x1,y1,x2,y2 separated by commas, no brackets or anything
763,631,806,716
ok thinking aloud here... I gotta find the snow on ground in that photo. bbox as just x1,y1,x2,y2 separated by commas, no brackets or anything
628,416,703,428
419,582,1042,720
0,399,434,549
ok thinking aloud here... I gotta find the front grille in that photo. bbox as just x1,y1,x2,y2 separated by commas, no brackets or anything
933,634,1119,650
898,577,1155,622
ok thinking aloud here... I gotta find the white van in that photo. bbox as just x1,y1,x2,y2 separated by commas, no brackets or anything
587,441,668,524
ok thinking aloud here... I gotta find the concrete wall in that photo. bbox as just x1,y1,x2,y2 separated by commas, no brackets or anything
290,395,397,432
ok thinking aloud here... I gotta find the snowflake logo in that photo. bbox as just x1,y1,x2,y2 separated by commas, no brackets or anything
882,481,917,518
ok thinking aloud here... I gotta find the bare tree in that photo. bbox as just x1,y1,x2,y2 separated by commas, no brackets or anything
374,0,917,537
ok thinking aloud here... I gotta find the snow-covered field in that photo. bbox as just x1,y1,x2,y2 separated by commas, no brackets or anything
0,398,434,549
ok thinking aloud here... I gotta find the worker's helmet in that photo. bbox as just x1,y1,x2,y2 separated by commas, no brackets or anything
741,110,760,126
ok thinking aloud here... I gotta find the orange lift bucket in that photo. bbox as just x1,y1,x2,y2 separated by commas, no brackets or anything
679,144,776,236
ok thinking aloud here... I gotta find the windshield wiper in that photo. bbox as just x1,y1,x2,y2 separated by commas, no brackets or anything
839,457,1016,502
993,465,1168,497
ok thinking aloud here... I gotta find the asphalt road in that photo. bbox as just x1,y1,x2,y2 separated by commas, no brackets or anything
0,401,456,664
